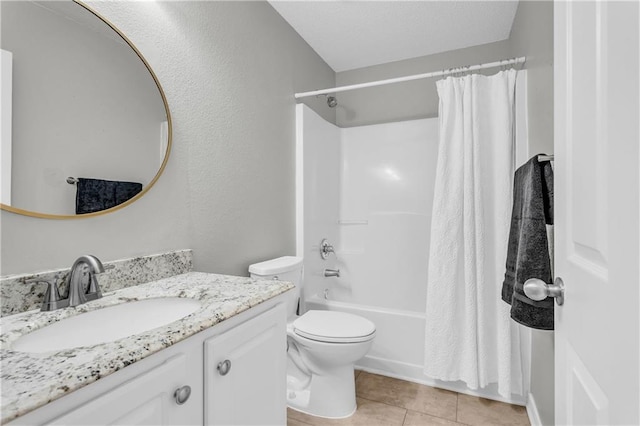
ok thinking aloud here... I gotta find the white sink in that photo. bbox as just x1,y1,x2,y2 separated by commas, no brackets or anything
11,298,201,354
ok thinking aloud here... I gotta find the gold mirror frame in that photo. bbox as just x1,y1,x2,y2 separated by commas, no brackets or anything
0,0,172,220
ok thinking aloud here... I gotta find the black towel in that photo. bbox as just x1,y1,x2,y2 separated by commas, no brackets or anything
501,155,554,330
75,178,142,214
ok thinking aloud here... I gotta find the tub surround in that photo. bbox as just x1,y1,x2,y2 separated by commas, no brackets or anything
0,272,294,423
0,250,193,317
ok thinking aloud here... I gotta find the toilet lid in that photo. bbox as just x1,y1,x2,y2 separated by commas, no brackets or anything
293,310,376,343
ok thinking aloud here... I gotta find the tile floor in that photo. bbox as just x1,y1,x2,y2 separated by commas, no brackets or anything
287,371,530,426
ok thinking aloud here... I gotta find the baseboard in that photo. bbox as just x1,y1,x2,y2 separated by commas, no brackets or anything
526,392,543,426
356,354,527,406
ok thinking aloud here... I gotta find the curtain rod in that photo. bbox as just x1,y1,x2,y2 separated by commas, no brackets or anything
294,56,526,99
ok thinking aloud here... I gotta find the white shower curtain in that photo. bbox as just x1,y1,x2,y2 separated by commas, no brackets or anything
423,69,523,397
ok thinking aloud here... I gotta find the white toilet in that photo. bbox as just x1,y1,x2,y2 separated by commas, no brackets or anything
249,256,376,419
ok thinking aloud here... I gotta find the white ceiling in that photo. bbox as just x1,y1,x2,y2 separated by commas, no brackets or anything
268,1,519,72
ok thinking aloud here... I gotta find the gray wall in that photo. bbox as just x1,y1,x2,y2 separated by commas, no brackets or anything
335,39,511,127
509,2,555,425
334,1,554,157
0,1,335,276
509,1,554,157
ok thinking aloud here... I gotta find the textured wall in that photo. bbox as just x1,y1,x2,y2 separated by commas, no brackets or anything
0,1,335,276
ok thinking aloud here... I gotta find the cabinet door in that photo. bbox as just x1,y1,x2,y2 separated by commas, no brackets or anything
50,355,196,425
204,304,286,426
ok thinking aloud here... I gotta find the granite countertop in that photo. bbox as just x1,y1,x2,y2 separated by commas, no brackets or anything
0,272,293,424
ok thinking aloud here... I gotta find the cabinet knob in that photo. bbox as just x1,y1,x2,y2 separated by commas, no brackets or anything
217,359,232,376
174,385,191,405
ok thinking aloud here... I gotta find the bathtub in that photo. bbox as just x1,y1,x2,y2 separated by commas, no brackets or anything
304,295,528,406
305,295,425,377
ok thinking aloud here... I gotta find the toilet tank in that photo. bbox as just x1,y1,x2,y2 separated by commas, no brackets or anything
248,256,303,318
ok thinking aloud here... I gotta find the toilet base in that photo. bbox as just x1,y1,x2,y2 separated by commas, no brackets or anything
286,364,357,419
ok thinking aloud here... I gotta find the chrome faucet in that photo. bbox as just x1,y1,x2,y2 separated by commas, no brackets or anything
41,255,109,311
67,255,106,307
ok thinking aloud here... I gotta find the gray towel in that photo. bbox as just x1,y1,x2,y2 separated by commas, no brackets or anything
76,178,142,215
501,155,554,330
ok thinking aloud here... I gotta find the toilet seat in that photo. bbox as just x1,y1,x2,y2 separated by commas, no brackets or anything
293,310,376,343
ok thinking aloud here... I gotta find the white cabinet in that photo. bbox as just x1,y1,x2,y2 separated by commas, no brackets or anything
50,355,195,425
204,305,286,426
10,300,287,426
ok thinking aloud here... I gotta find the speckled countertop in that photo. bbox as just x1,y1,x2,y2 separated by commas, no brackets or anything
0,272,293,424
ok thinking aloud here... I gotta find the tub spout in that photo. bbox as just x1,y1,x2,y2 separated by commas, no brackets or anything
324,269,340,278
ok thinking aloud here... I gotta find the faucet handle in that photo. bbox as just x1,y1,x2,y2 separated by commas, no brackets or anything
41,281,69,311
25,278,56,298
43,281,61,303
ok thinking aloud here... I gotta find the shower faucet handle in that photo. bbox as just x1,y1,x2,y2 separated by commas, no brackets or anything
320,239,335,260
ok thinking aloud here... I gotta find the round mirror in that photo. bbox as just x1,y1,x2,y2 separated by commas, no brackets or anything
0,0,171,218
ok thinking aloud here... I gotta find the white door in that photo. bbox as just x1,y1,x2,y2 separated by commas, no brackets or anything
555,1,639,425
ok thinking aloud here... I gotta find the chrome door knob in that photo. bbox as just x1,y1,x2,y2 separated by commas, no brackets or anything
217,359,232,376
174,385,191,405
524,277,565,306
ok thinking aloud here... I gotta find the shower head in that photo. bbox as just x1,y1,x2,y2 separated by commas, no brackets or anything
317,94,338,108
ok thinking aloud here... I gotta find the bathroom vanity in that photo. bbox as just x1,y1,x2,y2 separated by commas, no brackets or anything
1,272,293,425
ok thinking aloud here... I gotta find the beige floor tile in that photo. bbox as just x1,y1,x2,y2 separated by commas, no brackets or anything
456,394,530,426
355,372,458,421
288,407,312,424
288,417,314,426
287,397,407,426
404,410,465,426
